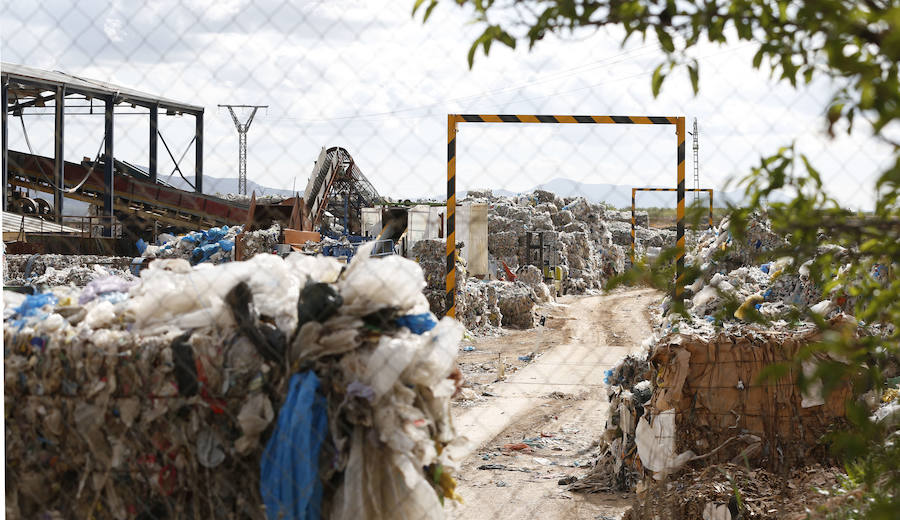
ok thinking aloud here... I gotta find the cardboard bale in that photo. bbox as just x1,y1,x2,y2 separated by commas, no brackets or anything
646,323,851,471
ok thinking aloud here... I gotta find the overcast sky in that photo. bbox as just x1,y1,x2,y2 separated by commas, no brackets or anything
2,0,894,209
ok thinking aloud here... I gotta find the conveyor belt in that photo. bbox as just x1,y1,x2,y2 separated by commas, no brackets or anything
7,150,249,228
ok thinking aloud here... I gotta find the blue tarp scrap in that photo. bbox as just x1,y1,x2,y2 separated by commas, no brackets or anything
204,226,228,243
14,292,57,318
191,243,222,263
395,313,437,334
136,238,148,255
260,371,329,520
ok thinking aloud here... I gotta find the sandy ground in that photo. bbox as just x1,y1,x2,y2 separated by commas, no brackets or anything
446,287,661,520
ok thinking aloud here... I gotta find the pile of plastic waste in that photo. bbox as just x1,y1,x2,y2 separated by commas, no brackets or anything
653,213,855,337
569,351,653,492
4,254,134,287
4,244,465,519
138,224,281,265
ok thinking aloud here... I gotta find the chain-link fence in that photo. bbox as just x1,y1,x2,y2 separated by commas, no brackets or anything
2,1,895,519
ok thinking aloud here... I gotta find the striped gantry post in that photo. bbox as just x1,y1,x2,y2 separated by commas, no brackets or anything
446,114,686,318
630,187,714,263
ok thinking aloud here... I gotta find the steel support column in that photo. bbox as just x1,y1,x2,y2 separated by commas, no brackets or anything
1,77,7,212
675,117,686,304
54,85,65,221
103,96,115,236
149,104,158,184
194,111,203,193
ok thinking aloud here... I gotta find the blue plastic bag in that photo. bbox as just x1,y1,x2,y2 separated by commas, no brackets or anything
136,238,148,255
206,227,226,242
14,292,57,318
260,371,328,520
218,239,234,252
395,313,437,334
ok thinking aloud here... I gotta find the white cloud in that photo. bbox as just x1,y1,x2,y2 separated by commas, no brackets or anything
2,0,892,209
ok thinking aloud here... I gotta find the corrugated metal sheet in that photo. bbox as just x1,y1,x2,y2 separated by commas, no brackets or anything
2,212,82,234
1,62,203,114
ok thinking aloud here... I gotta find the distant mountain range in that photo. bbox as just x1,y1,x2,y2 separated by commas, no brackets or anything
165,174,298,199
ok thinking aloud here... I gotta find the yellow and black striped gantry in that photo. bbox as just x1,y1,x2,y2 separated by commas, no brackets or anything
630,187,714,263
446,114,687,319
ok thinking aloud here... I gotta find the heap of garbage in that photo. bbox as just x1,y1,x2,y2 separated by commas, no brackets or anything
213,193,288,205
4,254,134,287
465,189,627,293
573,213,869,497
4,245,465,519
139,224,281,265
411,239,537,333
625,463,848,520
649,213,846,338
569,351,653,492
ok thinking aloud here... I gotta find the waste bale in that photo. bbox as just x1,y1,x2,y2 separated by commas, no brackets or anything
240,224,282,259
573,319,854,494
605,210,649,227
458,279,503,332
516,265,552,303
533,189,563,206
490,281,537,329
535,202,559,215
607,221,633,247
487,231,522,268
465,189,628,294
4,248,465,520
643,323,851,474
465,188,493,200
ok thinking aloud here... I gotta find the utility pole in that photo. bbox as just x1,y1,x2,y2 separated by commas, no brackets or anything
690,117,700,203
219,104,267,195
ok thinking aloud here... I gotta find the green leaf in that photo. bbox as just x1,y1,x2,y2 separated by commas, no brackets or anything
752,48,764,69
651,63,665,97
423,1,438,22
412,0,428,16
467,40,480,68
657,30,675,53
688,62,699,95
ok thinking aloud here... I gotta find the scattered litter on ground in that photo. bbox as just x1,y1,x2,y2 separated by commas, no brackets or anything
624,463,847,520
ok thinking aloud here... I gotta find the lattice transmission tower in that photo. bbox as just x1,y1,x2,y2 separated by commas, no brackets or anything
690,117,700,203
219,104,267,195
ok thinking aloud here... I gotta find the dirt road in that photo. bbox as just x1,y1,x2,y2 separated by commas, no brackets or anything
448,288,660,520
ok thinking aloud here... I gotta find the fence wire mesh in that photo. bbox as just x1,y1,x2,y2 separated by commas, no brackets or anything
2,1,895,519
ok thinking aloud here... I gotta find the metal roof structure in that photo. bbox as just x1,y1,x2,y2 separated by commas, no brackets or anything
2,212,82,234
1,62,203,114
2,63,206,235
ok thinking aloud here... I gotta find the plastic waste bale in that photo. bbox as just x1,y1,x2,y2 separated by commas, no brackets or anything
4,249,466,519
